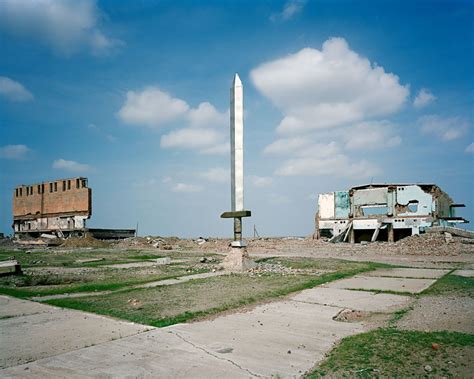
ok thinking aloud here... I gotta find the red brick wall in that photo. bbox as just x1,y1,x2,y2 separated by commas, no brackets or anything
13,178,92,219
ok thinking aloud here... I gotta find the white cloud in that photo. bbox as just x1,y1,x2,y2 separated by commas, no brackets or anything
172,183,203,193
263,137,312,155
52,158,91,172
418,115,469,141
271,0,307,22
251,37,409,134
160,127,223,150
200,142,230,155
276,153,379,179
342,121,401,150
413,88,436,109
465,143,474,154
118,87,189,127
248,175,273,187
199,168,229,183
188,102,227,128
0,0,120,56
0,77,33,102
0,144,30,159
271,141,380,179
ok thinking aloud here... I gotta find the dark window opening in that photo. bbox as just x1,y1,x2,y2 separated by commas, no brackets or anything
15,188,18,197
19,188,23,196
54,182,58,192
41,184,44,193
62,181,66,191
76,179,80,188
67,180,71,190
37,185,41,194
50,183,53,192
394,228,412,241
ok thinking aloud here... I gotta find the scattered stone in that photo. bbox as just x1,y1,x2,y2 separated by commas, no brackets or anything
155,257,171,265
424,365,432,372
431,342,440,350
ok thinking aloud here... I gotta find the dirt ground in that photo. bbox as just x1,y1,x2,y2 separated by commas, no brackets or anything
397,295,474,334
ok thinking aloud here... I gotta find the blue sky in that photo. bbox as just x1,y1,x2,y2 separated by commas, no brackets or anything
1,0,473,237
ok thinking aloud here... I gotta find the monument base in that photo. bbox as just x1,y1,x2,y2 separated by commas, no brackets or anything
222,247,256,272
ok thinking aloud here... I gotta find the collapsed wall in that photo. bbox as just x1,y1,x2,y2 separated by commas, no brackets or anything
315,184,467,243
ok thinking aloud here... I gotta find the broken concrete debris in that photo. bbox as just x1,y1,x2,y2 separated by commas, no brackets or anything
315,183,468,243
0,260,22,276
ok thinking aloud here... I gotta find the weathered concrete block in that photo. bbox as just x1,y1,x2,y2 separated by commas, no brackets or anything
221,248,256,272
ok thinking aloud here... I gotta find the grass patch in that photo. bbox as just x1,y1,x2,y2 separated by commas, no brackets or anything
307,328,474,378
46,260,386,327
422,274,474,297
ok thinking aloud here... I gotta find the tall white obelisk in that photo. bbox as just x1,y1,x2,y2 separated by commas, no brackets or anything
221,73,251,251
231,73,244,212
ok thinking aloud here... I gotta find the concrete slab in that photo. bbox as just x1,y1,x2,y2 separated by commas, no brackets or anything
453,269,474,277
103,261,159,269
0,296,49,318
168,300,365,378
291,287,412,312
0,297,365,378
1,330,247,379
0,296,152,369
326,276,436,294
138,271,226,288
365,268,450,279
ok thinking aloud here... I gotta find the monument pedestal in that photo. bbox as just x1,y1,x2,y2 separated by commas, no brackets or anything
222,248,256,272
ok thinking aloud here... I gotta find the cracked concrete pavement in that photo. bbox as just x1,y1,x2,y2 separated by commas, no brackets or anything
0,267,447,378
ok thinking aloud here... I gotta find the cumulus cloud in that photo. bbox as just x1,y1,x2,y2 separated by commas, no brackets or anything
0,0,120,56
342,121,401,150
0,144,30,159
269,140,379,179
172,183,203,193
465,143,474,154
52,158,91,172
248,175,273,187
271,0,307,22
188,102,227,128
413,88,436,109
251,37,409,134
199,168,229,183
117,86,228,155
0,77,33,102
118,87,189,127
160,128,223,149
418,115,469,141
263,137,313,155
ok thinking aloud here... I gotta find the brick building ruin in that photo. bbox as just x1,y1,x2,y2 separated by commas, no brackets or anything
13,177,91,237
315,184,467,243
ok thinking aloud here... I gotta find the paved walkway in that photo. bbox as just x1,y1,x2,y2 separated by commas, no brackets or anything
32,271,226,301
1,267,447,378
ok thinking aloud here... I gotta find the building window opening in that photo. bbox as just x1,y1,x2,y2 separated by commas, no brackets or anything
67,180,71,190
41,184,45,193
15,188,18,197
50,183,53,192
81,179,87,188
407,201,419,213
54,182,58,192
361,205,389,216
62,181,66,191
19,188,23,196
76,179,80,188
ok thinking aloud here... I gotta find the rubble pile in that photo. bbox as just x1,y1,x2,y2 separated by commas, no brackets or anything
388,232,472,256
61,235,109,249
247,262,324,276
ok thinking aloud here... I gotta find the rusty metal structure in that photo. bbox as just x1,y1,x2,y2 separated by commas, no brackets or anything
315,184,467,243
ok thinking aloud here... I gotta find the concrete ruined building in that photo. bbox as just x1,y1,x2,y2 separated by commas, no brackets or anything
315,184,467,243
13,177,134,239
13,177,91,237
